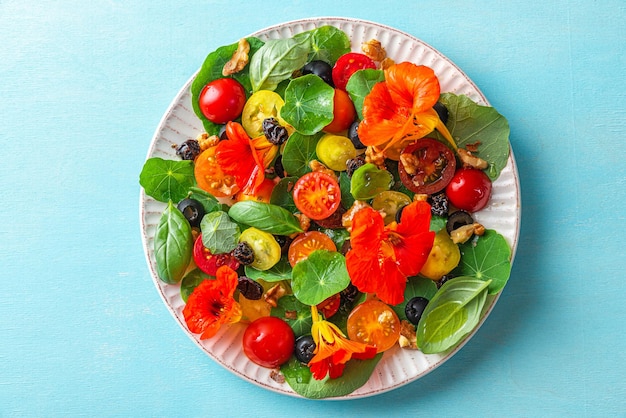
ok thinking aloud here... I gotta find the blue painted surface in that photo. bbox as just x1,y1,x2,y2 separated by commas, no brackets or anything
1,1,625,416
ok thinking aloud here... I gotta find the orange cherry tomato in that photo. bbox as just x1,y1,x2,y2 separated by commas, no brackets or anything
324,89,356,133
236,178,276,203
292,171,341,220
287,231,337,267
347,300,401,352
194,146,239,197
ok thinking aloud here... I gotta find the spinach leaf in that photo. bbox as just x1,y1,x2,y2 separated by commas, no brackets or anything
281,353,383,399
437,93,510,180
245,256,292,283
153,201,194,284
249,36,311,92
318,227,350,251
416,277,491,354
281,131,322,177
188,186,222,214
191,37,265,134
297,25,351,63
180,268,214,302
280,74,335,135
338,172,355,209
458,229,511,294
271,295,312,337
392,276,438,321
292,250,350,306
228,201,303,235
139,157,195,203
269,176,298,213
200,211,240,254
346,69,384,119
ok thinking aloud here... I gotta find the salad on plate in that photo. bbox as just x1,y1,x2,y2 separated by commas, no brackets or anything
139,20,515,399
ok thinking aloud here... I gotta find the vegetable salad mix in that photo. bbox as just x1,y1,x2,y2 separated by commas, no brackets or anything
139,25,512,399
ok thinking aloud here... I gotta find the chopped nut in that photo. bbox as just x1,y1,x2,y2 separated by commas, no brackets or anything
293,213,311,234
450,222,486,244
361,39,387,62
413,194,428,202
399,320,418,349
381,57,395,70
365,146,386,169
458,148,489,170
465,141,481,153
341,200,371,231
222,38,250,76
270,370,285,384
399,152,419,175
309,159,337,180
284,310,298,320
196,132,220,151
264,284,286,308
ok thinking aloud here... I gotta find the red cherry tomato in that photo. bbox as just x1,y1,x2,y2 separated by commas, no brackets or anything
242,316,295,368
192,234,240,276
324,89,356,133
198,78,246,124
235,178,276,203
398,138,456,195
292,171,341,220
445,168,493,212
332,53,376,90
316,293,341,319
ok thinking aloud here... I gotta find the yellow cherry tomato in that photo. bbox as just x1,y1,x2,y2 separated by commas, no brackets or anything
241,90,290,138
315,133,357,171
420,229,461,280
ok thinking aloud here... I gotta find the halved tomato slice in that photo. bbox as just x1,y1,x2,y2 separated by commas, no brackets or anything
194,146,239,197
287,231,337,267
397,138,456,195
292,171,341,220
347,299,401,353
192,234,240,275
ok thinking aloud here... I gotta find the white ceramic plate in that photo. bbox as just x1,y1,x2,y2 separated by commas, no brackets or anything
140,17,521,399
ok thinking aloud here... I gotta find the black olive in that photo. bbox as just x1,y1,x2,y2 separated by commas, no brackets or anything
405,296,429,325
237,276,264,300
446,210,474,235
436,274,455,289
347,121,366,149
177,198,205,228
274,154,285,178
218,124,228,140
302,60,334,86
294,335,317,364
274,235,292,255
433,102,449,125
175,139,201,161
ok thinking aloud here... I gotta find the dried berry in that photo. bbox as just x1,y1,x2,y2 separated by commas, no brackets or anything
436,274,455,289
429,192,449,217
274,235,292,255
262,118,288,145
346,155,366,177
237,276,263,300
175,139,201,160
232,242,255,265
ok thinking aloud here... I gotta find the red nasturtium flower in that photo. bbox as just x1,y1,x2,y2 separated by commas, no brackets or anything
308,305,377,380
358,62,456,159
215,121,277,195
345,201,435,305
183,265,242,340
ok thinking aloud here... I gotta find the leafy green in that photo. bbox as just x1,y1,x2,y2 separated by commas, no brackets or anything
350,163,394,200
392,276,438,321
430,215,447,232
281,353,383,399
269,176,298,213
187,186,222,214
416,277,491,354
281,132,322,177
139,157,195,203
458,229,511,294
318,228,350,251
245,256,292,283
437,93,510,180
191,37,265,134
292,250,350,306
298,25,351,63
280,74,335,135
346,69,384,119
180,269,214,302
200,211,240,254
153,201,194,284
249,36,311,92
228,201,303,235
272,295,312,337
338,172,355,209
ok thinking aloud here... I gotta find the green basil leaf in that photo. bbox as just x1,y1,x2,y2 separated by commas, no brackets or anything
392,276,438,321
271,295,312,337
281,353,383,399
437,93,510,180
280,74,335,135
187,186,221,214
318,228,350,252
200,211,240,254
249,36,311,92
292,250,350,306
416,277,491,354
153,201,194,284
299,25,351,63
281,132,322,177
458,229,512,294
269,176,298,213
338,172,355,210
350,163,394,200
180,269,214,302
139,157,196,203
228,201,303,235
245,256,292,283
191,37,265,134
346,68,384,119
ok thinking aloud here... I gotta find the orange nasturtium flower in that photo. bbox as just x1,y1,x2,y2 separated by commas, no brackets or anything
183,265,242,340
308,305,377,380
215,121,278,195
358,62,456,159
345,201,435,306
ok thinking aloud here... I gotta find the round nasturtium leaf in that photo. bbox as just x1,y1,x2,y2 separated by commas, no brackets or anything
291,250,350,306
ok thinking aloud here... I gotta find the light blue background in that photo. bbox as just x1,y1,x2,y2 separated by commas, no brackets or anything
1,1,625,416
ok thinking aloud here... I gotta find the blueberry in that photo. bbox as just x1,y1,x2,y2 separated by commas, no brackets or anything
405,297,429,325
294,335,316,364
302,60,333,86
348,121,366,149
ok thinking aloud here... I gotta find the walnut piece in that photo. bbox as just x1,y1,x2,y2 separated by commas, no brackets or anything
399,152,419,175
365,146,386,169
264,284,287,308
399,320,418,349
270,370,285,384
450,222,486,244
381,57,395,70
293,213,311,234
309,159,338,180
361,39,387,62
222,38,250,76
341,200,371,231
458,148,489,170
196,132,220,151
